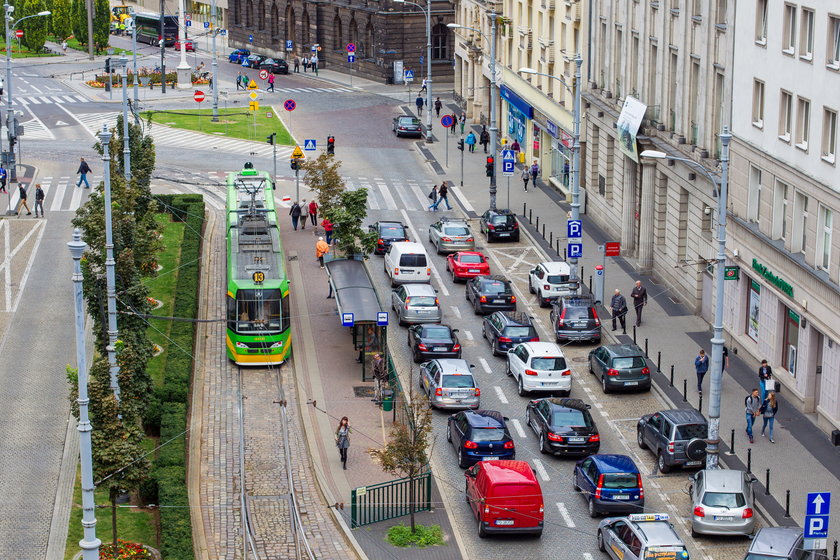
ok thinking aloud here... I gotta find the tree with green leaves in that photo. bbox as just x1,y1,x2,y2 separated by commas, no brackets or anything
20,0,49,52
92,0,108,51
325,189,378,258
49,0,72,40
71,0,86,44
301,152,345,214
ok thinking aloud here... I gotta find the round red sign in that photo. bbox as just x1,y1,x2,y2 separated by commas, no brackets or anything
259,69,269,80
14,29,23,38
194,90,205,102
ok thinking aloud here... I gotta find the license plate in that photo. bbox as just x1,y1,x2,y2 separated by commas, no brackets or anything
497,232,510,236
452,393,468,399
575,322,588,328
613,495,631,500
625,381,638,386
433,346,447,351
685,461,702,466
713,516,734,521
493,299,505,303
483,456,499,461
402,270,413,274
568,437,585,443
541,382,557,387
468,269,480,273
495,519,514,525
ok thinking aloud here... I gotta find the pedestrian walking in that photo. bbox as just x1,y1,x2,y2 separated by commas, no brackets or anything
530,160,540,185
479,126,490,153
610,289,628,333
311,54,318,74
76,157,92,188
300,198,308,229
321,217,334,244
372,352,387,405
334,417,351,469
450,113,458,135
294,56,300,72
510,139,520,155
427,184,439,211
267,73,275,92
434,97,442,117
459,112,466,134
303,56,309,72
308,199,318,226
236,71,244,90
465,131,477,152
289,201,302,230
432,182,452,210
758,359,773,402
415,95,424,116
241,74,250,90
760,391,778,443
0,165,7,193
16,184,31,216
744,388,761,444
61,40,67,53
694,349,709,394
316,236,330,268
420,77,427,93
34,183,45,218
630,280,648,326
521,167,530,191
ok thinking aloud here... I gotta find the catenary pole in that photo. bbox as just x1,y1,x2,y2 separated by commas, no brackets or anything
98,124,121,403
120,56,131,180
210,0,219,121
488,12,498,211
569,54,582,283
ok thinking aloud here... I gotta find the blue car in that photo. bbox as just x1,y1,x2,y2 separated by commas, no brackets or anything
447,410,515,468
574,454,645,517
228,48,250,63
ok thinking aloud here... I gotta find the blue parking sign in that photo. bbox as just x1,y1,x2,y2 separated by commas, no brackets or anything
502,160,515,176
567,219,582,238
203,21,210,28
568,243,583,258
286,40,293,50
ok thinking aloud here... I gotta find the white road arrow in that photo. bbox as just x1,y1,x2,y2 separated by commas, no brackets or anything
812,494,826,514
55,120,69,126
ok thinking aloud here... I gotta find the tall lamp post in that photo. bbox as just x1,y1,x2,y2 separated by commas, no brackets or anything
520,55,583,282
640,126,731,469
175,0,191,89
395,0,433,143
210,0,219,122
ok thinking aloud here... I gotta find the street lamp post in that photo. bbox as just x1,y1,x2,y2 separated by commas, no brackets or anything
120,56,131,180
210,0,219,122
175,0,191,89
396,0,433,143
640,126,731,469
131,12,139,123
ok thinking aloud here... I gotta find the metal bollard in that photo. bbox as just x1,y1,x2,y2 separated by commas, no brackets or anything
589,275,593,294
747,448,752,473
536,216,540,230
657,351,662,371
523,202,527,216
669,365,674,387
549,231,553,246
682,379,687,402
784,490,791,517
633,325,637,343
644,337,649,357
529,209,533,223
541,223,546,238
563,247,567,260
765,469,770,495
728,429,735,455
699,392,703,412
831,539,837,560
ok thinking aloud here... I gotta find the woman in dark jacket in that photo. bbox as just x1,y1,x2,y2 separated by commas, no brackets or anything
760,391,779,443
289,201,302,230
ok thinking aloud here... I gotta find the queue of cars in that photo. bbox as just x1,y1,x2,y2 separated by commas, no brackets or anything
228,49,290,74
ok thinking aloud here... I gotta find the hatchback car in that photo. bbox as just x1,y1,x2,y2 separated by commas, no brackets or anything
370,221,410,255
480,209,520,242
529,261,580,307
551,295,602,343
506,341,571,396
690,469,757,537
466,275,516,315
588,344,651,393
526,397,600,457
637,409,708,473
393,115,422,137
597,513,689,560
173,39,194,52
428,217,475,254
241,54,266,68
446,251,490,282
420,359,479,410
574,454,644,517
260,58,289,74
407,324,461,362
483,312,538,355
391,284,441,326
744,528,805,560
229,48,250,63
447,410,515,468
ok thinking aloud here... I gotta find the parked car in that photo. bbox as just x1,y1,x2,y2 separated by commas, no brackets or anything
370,220,410,255
228,48,250,63
259,57,289,74
506,341,571,396
447,410,515,468
419,359,479,410
428,217,475,254
479,208,520,242
574,454,645,517
588,344,651,393
407,324,460,362
637,409,708,473
466,275,516,315
528,261,579,307
173,39,194,52
597,513,689,560
391,284,441,326
393,115,422,138
744,528,805,560
551,295,602,343
526,397,600,457
465,460,544,538
241,54,266,68
446,251,490,282
482,311,538,356
690,468,757,537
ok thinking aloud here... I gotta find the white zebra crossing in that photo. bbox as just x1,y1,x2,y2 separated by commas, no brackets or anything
256,86,354,94
6,176,89,214
340,177,442,213
13,94,88,106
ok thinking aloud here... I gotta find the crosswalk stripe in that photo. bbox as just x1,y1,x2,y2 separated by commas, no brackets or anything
69,182,85,210
50,181,69,211
27,97,40,104
38,96,52,104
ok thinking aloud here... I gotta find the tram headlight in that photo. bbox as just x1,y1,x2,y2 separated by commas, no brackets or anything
236,342,248,349
270,341,283,348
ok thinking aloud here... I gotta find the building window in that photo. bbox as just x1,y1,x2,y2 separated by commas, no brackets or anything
796,96,811,150
715,0,726,25
746,279,760,342
755,0,768,43
752,79,765,127
779,90,792,141
800,8,814,60
748,165,762,223
270,3,278,38
334,15,342,50
782,3,796,54
782,308,800,376
817,206,833,271
432,23,449,60
829,16,840,68
792,191,809,253
258,0,265,31
822,108,838,163
772,180,789,241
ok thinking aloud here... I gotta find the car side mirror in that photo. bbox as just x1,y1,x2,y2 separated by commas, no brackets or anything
469,364,476,369
452,329,459,333
749,475,759,484
503,416,510,421
507,348,515,354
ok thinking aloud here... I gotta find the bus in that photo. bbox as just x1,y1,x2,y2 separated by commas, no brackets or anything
133,12,178,46
225,164,291,365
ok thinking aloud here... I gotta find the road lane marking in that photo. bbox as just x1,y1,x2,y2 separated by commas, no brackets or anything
479,357,492,373
450,305,461,319
11,220,46,313
463,330,473,340
493,385,508,404
510,418,527,438
583,554,594,560
448,185,474,214
400,208,449,296
532,459,550,481
556,502,576,528
2,220,9,310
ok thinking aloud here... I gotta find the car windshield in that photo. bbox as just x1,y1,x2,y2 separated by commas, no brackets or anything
442,375,475,389
564,306,595,320
602,473,639,489
422,326,452,339
408,296,437,307
612,356,646,369
702,492,746,508
551,409,593,428
444,226,470,236
490,215,513,225
504,326,534,338
264,58,275,63
471,428,506,442
459,254,484,264
547,274,570,284
531,357,567,370
380,226,406,237
481,281,510,294
676,423,708,440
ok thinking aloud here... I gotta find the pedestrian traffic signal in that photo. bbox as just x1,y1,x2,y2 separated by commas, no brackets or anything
266,132,276,145
457,139,464,151
105,57,111,73
290,159,298,170
485,156,495,177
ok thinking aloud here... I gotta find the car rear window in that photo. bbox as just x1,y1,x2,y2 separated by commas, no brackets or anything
504,326,535,338
531,357,567,370
444,226,470,236
551,409,593,428
442,375,475,388
423,326,451,338
602,473,640,489
408,296,437,307
702,492,746,508
399,117,419,126
400,254,427,267
490,215,513,225
460,254,484,264
564,306,595,320
675,423,708,440
611,356,646,369
381,226,406,237
547,275,570,284
471,428,506,442
481,281,511,294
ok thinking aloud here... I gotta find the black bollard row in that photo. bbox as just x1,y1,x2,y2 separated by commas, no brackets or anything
785,490,791,517
728,428,735,455
682,379,687,402
644,337,649,357
765,468,770,495
747,448,752,473
670,365,674,387
657,351,662,371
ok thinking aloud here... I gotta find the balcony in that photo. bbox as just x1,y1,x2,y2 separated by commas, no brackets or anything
541,0,555,9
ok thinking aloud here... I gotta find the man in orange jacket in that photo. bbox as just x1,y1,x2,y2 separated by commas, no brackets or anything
316,237,330,268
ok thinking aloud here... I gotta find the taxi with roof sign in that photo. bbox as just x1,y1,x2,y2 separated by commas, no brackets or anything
597,513,690,560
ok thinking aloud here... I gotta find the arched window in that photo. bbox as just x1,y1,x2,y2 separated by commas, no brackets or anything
302,10,310,45
257,0,265,30
431,23,448,60
364,21,374,58
349,17,358,51
232,0,240,25
270,2,278,38
285,4,295,40
334,15,342,50
245,1,252,28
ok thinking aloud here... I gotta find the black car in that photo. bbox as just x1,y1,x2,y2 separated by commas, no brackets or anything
588,344,651,393
466,275,516,315
447,409,515,468
259,58,289,74
550,295,602,343
407,324,461,362
526,398,600,457
479,209,520,242
637,409,708,473
369,221,410,255
482,311,538,355
241,54,267,68
393,115,423,138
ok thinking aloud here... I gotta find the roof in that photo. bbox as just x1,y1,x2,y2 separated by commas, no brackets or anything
748,528,802,555
660,409,707,424
480,460,538,484
463,410,505,428
402,284,437,296
494,311,532,326
602,344,646,358
434,359,474,374
544,397,590,412
632,520,681,545
519,341,565,356
588,454,641,474
702,469,746,492
325,259,383,323
540,261,572,273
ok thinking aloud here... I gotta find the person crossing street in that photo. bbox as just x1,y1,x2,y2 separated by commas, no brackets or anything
76,157,92,188
34,183,45,218
16,184,31,216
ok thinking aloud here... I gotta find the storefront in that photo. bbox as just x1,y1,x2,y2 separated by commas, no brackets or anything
500,85,532,156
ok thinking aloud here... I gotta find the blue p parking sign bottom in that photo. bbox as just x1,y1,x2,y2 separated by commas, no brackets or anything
568,243,583,259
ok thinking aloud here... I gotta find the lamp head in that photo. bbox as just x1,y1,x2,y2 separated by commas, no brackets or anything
447,23,461,29
518,67,537,74
6,5,13,14
639,149,668,159
38,10,50,15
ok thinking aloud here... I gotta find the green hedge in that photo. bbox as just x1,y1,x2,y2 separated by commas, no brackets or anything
151,194,205,560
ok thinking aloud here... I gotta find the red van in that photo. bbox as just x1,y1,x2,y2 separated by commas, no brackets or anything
464,460,544,538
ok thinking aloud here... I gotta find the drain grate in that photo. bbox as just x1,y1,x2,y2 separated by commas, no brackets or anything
353,386,375,398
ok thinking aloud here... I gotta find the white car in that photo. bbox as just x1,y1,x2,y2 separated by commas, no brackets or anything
506,341,572,396
528,261,579,307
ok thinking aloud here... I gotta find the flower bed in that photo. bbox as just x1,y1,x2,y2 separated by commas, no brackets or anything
98,539,154,559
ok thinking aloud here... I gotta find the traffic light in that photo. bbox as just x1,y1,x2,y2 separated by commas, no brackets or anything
266,133,276,145
457,139,464,151
290,158,298,170
326,135,335,154
485,156,495,177
105,58,111,73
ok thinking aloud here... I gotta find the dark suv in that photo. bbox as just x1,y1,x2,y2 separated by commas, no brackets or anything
482,312,538,355
370,221,410,255
447,409,515,468
637,409,708,473
588,344,651,393
550,295,601,343
480,209,520,242
466,275,516,315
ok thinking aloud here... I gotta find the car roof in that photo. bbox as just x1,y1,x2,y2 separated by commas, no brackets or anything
701,469,746,492
389,241,425,252
377,220,406,227
748,528,803,555
543,397,590,413
601,344,646,358
402,284,436,296
519,341,565,356
486,208,514,215
462,410,506,428
558,295,594,306
659,409,707,424
480,460,538,483
479,275,510,284
434,359,474,374
588,454,641,474
452,251,484,258
495,311,532,326
540,261,572,274
630,520,682,546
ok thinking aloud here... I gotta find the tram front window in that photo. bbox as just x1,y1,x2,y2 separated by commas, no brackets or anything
235,289,283,333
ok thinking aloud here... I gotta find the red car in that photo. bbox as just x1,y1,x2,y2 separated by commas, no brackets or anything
446,251,490,282
173,39,195,52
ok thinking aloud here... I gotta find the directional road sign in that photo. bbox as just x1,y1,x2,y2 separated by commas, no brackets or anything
185,21,191,27
347,43,356,52
248,33,253,42
347,54,355,63
342,313,354,327
404,69,414,82
805,492,831,539
193,90,205,103
567,219,582,238
249,101,259,111
419,55,424,64
377,312,388,326
259,69,269,80
568,243,583,259
286,40,293,50
283,99,296,112
304,139,317,151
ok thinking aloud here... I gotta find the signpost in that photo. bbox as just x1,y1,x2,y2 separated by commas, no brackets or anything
291,143,304,202
193,90,205,102
404,69,414,82
259,69,269,80
286,40,293,51
14,29,23,38
283,99,296,111
804,492,831,551
501,149,515,207
346,43,356,52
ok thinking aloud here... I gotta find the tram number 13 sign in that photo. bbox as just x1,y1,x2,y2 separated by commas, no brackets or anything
252,271,265,284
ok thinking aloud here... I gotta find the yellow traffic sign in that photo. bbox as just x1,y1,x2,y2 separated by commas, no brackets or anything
247,79,258,90
291,145,304,158
248,90,258,101
249,101,259,111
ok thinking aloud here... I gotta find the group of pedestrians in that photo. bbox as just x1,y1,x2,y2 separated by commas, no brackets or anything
289,199,319,231
426,182,452,211
609,280,648,333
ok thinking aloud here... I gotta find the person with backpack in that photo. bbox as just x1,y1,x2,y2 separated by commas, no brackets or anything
427,184,438,211
465,131,477,153
479,126,490,153
744,388,762,444
760,391,778,443
76,157,92,188
432,182,451,210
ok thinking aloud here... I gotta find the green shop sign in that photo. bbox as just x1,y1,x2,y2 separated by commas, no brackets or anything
751,258,794,298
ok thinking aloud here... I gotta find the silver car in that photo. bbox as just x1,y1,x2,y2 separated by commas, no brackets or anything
597,513,689,560
428,218,476,254
419,359,479,410
690,469,757,537
391,284,441,326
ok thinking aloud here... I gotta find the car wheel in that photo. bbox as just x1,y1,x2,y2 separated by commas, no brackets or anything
518,376,527,397
597,530,606,552
588,361,594,375
413,349,422,363
528,281,535,294
588,498,598,518
473,300,481,315
560,390,571,398
538,292,548,308
573,474,580,492
481,326,487,339
601,375,610,394
446,423,452,443
691,527,700,539
505,361,512,377
492,339,500,356
657,452,672,474
436,242,443,255
637,429,647,449
458,447,468,469
477,516,487,538
539,431,548,454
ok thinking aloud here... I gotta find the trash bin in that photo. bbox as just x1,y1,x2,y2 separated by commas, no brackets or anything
381,389,394,412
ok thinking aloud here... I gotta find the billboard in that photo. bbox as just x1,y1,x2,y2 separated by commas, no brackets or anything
616,96,647,162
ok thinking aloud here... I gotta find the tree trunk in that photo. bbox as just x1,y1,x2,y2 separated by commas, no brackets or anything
409,470,416,533
110,487,118,548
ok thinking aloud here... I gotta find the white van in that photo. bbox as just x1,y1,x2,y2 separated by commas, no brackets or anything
384,242,431,286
